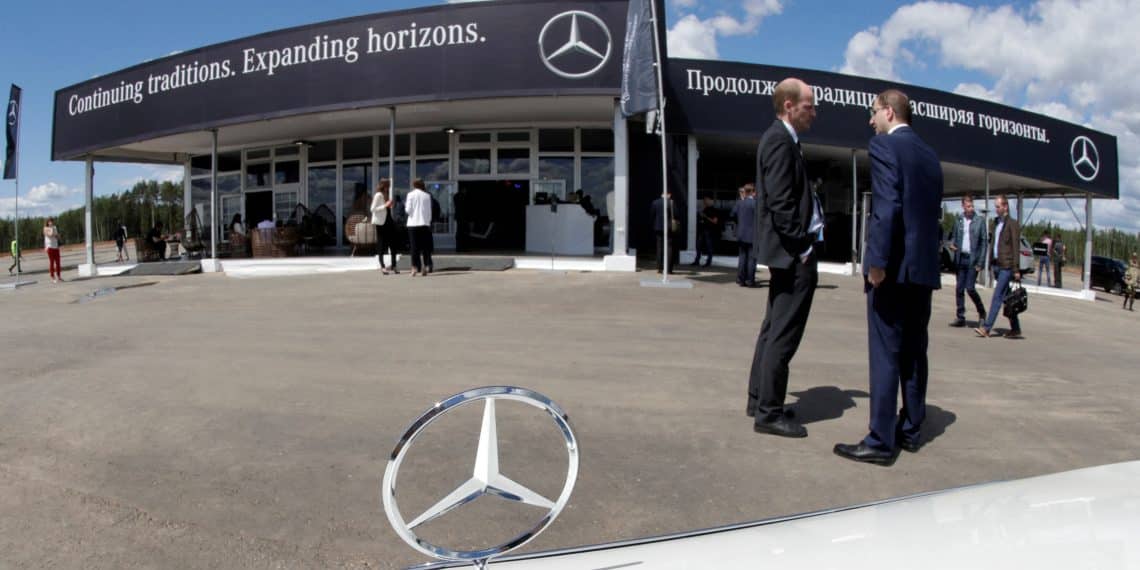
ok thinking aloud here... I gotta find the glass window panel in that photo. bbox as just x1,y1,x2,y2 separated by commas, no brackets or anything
307,166,338,242
538,157,575,199
218,152,241,172
275,145,299,157
459,132,491,144
275,160,300,185
342,164,374,222
498,131,530,143
426,182,454,234
416,159,450,181
539,129,574,152
497,148,530,175
378,133,411,157
580,157,615,217
190,178,214,244
416,132,449,155
218,173,241,196
308,140,337,163
220,195,242,242
246,162,271,189
247,148,271,160
190,155,212,177
343,137,373,161
459,149,491,175
275,191,299,224
581,129,614,153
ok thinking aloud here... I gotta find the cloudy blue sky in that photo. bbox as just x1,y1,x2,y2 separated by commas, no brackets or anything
1,0,1137,230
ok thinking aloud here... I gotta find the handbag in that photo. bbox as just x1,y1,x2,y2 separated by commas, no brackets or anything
1002,283,1028,318
669,219,680,233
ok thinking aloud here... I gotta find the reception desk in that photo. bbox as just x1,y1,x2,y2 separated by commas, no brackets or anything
525,204,594,255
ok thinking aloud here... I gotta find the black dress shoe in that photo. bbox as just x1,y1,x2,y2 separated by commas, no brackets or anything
833,442,898,466
949,319,966,327
898,438,922,453
753,418,807,438
747,407,794,420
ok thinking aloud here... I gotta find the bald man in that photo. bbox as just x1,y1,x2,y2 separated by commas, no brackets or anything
746,78,822,439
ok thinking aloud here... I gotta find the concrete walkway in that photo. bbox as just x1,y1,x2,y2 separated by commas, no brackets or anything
1,256,1137,568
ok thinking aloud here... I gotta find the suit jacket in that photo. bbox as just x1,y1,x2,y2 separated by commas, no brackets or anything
753,120,813,269
651,197,676,233
732,196,757,244
951,213,986,268
991,215,1021,269
864,125,943,289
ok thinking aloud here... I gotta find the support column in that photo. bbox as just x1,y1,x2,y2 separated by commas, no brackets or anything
983,170,991,287
605,100,636,271
79,157,96,277
210,129,218,260
1083,193,1093,295
686,136,698,255
850,149,858,269
201,131,222,272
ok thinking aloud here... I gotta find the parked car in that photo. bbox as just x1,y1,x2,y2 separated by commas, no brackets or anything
1090,255,1127,294
413,461,1140,569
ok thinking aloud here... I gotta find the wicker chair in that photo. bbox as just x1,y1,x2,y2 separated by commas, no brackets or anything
345,213,376,256
183,210,207,259
228,231,250,258
250,226,300,258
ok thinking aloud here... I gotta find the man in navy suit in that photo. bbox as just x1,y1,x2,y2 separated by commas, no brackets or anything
834,89,943,466
746,78,821,439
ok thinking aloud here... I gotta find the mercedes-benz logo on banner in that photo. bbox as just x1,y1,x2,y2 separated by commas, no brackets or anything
6,101,16,126
539,10,612,79
1071,135,1100,182
382,386,579,568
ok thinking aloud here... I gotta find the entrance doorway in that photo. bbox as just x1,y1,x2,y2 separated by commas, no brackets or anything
455,180,529,251
246,191,273,227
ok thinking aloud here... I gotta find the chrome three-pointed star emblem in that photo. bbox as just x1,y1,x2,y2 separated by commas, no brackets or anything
539,10,613,79
382,386,579,566
6,100,16,127
1070,135,1100,182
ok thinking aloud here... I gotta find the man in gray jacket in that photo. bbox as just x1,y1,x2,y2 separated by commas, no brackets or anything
731,183,757,286
949,194,987,327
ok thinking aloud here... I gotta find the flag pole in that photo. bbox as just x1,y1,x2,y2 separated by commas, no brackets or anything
650,0,670,283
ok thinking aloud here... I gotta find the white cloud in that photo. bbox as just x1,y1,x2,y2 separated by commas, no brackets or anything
667,0,782,60
0,182,83,218
27,182,81,203
953,82,1003,104
841,0,1140,232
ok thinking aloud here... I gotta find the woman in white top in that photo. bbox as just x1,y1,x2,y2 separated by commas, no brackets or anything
230,213,247,237
404,178,434,276
371,179,399,274
43,217,62,283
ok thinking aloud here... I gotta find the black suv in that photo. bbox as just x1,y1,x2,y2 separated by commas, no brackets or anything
1090,255,1127,295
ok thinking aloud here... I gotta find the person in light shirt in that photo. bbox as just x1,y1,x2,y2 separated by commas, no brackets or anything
404,179,434,276
948,194,987,327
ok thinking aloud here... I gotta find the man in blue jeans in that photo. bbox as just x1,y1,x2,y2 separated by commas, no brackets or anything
1036,231,1053,287
976,195,1022,339
948,194,987,327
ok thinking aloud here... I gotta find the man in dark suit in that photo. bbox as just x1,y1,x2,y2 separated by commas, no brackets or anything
731,183,757,286
746,78,821,439
834,89,943,466
651,191,678,273
948,194,987,326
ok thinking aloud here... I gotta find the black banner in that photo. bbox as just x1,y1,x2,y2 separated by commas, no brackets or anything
667,59,1118,198
53,0,626,161
619,0,660,117
4,84,19,180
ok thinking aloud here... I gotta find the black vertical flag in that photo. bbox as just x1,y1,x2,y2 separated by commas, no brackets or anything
620,0,660,118
4,84,20,180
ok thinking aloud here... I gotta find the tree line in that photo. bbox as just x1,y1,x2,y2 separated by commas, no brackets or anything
1,180,184,252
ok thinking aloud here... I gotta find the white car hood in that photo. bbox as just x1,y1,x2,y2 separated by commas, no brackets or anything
417,461,1140,569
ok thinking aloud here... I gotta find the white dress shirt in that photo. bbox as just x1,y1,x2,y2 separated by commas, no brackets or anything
405,188,432,228
960,216,973,255
370,192,389,226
